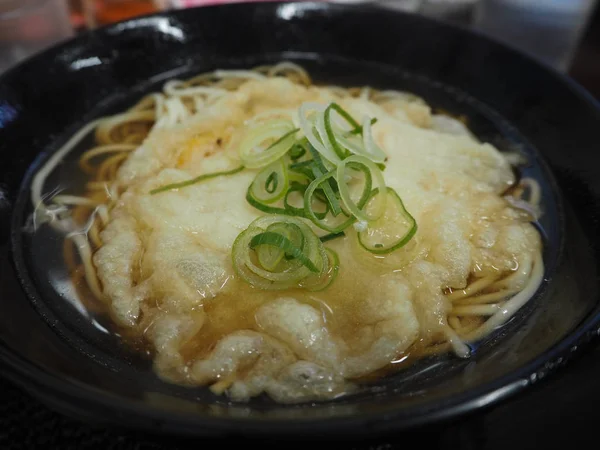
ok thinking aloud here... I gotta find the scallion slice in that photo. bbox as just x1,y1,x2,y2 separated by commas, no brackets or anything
230,101,417,291
239,119,298,169
150,165,244,195
301,247,340,292
232,216,326,290
361,116,387,163
249,159,288,204
310,164,342,217
319,231,345,243
304,170,357,233
246,186,304,217
329,103,360,129
337,155,387,222
298,103,342,165
267,222,306,260
250,232,319,273
289,143,307,160
255,222,298,271
357,187,417,254
349,118,377,135
323,104,351,160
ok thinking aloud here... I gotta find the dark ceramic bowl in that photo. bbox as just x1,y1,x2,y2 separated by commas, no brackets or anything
1,1,600,439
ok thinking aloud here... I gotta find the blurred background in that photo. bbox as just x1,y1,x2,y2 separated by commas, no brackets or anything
0,0,599,95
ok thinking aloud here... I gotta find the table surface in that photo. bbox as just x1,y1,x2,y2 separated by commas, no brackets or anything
1,5,600,449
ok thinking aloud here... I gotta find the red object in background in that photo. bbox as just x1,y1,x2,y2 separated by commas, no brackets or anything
93,0,159,25
67,0,165,28
173,0,287,6
67,0,86,30
67,0,310,30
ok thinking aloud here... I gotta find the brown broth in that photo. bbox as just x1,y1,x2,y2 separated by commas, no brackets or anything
66,221,518,384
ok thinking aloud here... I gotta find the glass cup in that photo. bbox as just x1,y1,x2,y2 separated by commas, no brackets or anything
0,0,74,74
473,0,598,72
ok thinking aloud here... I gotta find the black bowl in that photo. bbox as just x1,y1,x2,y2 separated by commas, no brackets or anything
1,1,600,438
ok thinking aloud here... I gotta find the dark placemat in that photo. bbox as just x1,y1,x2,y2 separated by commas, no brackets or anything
0,379,165,450
2,337,600,450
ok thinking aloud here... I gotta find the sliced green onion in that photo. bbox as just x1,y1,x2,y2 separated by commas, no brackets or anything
334,131,366,159
284,183,328,220
302,248,340,292
265,173,278,193
312,188,329,204
304,171,357,233
250,232,319,273
246,182,328,220
310,164,342,217
267,222,306,260
305,142,329,174
239,118,297,169
319,231,345,243
361,116,387,163
332,120,386,163
233,231,307,289
329,103,360,129
232,216,326,290
256,240,285,271
150,165,244,195
283,183,309,217
289,144,307,160
357,187,417,254
289,159,315,171
288,170,312,185
322,103,367,160
232,101,417,292
249,159,288,204
316,106,346,162
316,102,386,164
256,222,302,270
323,104,351,160
337,155,386,222
298,103,342,165
305,143,342,215
289,160,316,182
246,186,303,217
349,118,377,135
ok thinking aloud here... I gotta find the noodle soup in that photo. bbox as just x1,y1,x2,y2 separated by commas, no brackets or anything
28,63,544,403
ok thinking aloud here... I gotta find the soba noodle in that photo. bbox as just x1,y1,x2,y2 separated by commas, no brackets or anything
29,62,544,403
